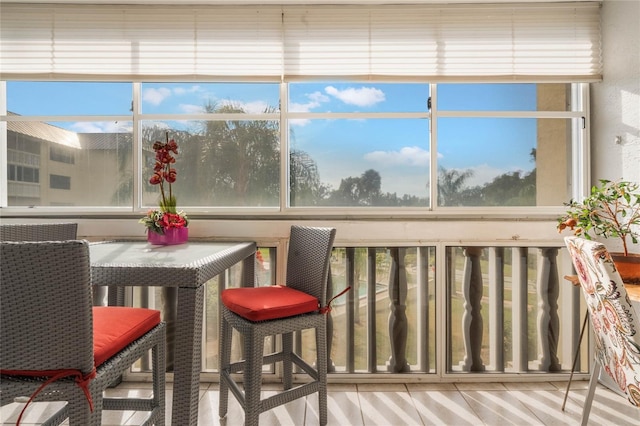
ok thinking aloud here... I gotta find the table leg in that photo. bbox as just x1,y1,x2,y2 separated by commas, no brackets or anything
171,285,204,426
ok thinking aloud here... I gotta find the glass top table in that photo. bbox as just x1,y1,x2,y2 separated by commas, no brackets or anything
90,241,256,426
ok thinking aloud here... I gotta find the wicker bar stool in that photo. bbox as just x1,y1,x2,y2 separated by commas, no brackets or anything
219,225,337,426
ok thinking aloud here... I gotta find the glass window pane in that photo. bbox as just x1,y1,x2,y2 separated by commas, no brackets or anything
437,117,572,207
50,145,75,164
438,83,572,112
49,174,71,190
7,82,132,115
289,119,431,207
141,120,280,208
290,83,430,113
6,121,133,207
140,83,280,114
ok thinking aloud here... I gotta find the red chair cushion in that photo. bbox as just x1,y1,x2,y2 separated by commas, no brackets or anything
92,306,161,367
221,285,319,322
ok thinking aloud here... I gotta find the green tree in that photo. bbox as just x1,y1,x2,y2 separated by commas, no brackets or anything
360,169,382,206
164,101,324,208
328,169,383,206
437,167,473,206
290,149,325,206
457,147,537,206
194,102,280,206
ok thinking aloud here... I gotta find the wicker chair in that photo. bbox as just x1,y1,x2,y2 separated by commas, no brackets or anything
0,222,126,308
219,225,337,426
0,222,78,241
0,240,166,426
564,236,640,425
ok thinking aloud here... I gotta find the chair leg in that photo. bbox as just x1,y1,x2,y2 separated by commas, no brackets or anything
581,361,601,426
244,330,264,426
152,329,166,426
562,311,589,412
316,323,328,426
89,392,104,426
66,386,95,426
219,316,232,419
282,332,293,390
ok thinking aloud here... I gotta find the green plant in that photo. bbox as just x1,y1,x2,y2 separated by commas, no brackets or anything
558,179,640,256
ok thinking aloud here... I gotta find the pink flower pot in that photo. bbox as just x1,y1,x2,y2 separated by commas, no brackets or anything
147,227,189,245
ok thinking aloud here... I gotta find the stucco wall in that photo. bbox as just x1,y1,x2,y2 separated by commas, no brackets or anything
590,0,640,254
591,0,640,184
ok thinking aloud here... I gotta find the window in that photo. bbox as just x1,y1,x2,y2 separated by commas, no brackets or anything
50,145,75,164
1,2,598,212
6,121,132,207
435,83,578,207
288,83,430,208
50,174,71,190
1,81,588,211
8,165,39,183
288,118,430,207
7,82,132,116
139,82,281,208
8,133,40,154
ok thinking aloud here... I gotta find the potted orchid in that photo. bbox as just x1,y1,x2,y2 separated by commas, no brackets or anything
139,132,189,244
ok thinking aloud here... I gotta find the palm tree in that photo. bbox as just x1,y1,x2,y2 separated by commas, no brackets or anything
437,166,473,206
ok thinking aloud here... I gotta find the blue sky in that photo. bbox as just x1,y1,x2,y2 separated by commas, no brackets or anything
7,82,538,196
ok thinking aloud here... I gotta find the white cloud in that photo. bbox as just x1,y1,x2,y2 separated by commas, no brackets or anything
290,91,330,113
308,91,330,104
290,118,311,127
173,85,202,96
325,86,385,107
219,99,271,114
70,121,131,133
364,146,431,167
466,164,504,187
179,104,206,114
142,87,172,106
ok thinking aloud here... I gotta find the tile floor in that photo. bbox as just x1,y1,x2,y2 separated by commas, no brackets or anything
3,380,639,425
113,380,640,426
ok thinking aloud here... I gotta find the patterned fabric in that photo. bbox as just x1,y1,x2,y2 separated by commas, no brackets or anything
565,236,640,406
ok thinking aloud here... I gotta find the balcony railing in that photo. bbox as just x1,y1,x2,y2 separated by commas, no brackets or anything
129,242,588,381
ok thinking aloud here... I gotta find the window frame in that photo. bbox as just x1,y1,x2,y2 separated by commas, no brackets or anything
0,81,590,218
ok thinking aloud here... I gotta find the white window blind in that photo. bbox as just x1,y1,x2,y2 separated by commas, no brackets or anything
283,3,602,82
0,4,284,81
0,2,602,82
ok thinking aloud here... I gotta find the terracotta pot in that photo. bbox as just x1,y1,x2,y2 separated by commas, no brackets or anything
611,252,640,285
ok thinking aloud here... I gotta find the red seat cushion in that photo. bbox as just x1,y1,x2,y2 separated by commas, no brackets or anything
221,285,319,322
92,306,161,367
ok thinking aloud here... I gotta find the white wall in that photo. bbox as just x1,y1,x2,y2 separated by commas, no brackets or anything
591,0,640,184
591,0,640,254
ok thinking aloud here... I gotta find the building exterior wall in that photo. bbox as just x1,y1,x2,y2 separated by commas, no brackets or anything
536,84,570,206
